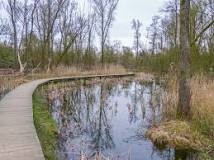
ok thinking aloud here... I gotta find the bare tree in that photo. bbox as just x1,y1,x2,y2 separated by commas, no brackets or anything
35,0,65,70
161,0,179,47
0,18,10,36
56,9,87,66
131,19,142,58
92,0,119,67
178,0,191,117
86,12,96,55
7,0,18,66
148,16,160,54
6,0,26,72
6,0,40,72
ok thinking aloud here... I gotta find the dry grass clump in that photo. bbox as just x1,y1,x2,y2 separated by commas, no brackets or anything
29,64,127,80
0,75,28,99
0,64,128,99
135,72,154,82
29,66,81,79
191,76,214,138
162,75,178,119
146,121,205,151
86,64,127,75
162,75,214,139
147,74,214,156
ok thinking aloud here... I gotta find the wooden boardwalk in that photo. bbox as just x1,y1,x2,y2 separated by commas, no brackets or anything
0,73,134,160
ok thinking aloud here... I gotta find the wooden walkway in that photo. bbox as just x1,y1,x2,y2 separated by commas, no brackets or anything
0,73,134,160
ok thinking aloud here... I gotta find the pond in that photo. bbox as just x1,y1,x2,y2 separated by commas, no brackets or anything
41,78,196,160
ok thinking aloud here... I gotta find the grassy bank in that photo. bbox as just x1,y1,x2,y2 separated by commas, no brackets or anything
146,75,214,159
33,91,58,160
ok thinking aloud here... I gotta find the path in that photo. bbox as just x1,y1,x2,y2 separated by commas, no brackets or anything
0,73,134,160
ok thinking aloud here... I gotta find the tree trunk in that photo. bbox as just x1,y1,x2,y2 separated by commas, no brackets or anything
178,0,191,118
174,0,178,47
17,51,25,73
101,12,104,67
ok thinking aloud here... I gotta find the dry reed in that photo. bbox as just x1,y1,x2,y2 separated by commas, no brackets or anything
147,74,214,154
28,64,127,80
0,75,28,99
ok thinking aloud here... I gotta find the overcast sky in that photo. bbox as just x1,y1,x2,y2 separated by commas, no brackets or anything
109,0,167,47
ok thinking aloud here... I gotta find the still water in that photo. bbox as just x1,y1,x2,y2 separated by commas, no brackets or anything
42,79,195,160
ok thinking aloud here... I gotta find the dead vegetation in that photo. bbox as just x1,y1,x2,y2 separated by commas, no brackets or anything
191,76,214,139
146,74,214,157
0,75,28,99
146,121,205,151
135,72,154,82
28,65,127,79
1,65,154,100
0,65,127,98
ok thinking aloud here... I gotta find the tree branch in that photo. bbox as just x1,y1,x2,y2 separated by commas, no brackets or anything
191,20,214,46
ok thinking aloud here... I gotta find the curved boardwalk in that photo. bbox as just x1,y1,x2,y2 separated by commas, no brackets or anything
0,74,134,160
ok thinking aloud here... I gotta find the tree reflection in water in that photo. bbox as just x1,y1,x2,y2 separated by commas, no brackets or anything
42,80,197,160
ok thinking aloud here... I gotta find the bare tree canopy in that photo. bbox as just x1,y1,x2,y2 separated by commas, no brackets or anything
132,19,142,57
92,0,119,66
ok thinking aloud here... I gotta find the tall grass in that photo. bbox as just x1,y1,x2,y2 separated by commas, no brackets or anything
147,74,214,158
164,75,214,138
28,64,127,79
190,76,214,138
0,64,127,100
160,75,214,151
0,75,26,99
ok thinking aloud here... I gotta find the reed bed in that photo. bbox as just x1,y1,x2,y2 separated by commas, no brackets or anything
191,76,214,139
0,75,27,99
0,64,127,99
163,75,214,139
28,65,127,80
147,74,214,158
135,72,154,82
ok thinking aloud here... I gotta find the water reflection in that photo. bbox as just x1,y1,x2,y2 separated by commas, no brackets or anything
42,80,196,160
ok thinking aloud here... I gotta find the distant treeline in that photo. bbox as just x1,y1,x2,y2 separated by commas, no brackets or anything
0,0,213,74
1,43,213,75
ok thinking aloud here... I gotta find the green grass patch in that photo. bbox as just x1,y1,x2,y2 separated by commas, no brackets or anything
33,91,58,160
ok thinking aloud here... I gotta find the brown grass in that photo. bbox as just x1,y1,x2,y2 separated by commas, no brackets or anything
0,75,29,99
146,121,205,151
0,64,128,99
147,74,214,156
162,75,178,119
135,72,154,81
162,75,214,138
28,64,127,80
191,76,214,138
